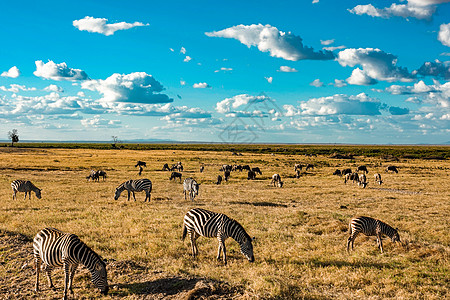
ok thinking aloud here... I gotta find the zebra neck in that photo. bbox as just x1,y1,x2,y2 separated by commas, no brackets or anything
75,242,101,270
229,222,249,245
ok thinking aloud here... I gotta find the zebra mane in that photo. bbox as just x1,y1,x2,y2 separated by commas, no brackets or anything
74,236,105,268
230,218,251,242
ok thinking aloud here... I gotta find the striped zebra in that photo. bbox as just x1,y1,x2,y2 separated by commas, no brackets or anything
183,178,199,201
347,216,400,253
11,180,42,200
33,228,108,299
114,179,152,202
182,208,255,265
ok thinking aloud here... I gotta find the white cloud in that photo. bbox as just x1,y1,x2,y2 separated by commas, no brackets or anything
438,23,450,47
323,45,346,51
320,39,334,46
180,47,187,54
312,0,319,3
216,94,271,114
193,82,211,88
416,60,450,79
81,72,172,104
1,66,20,78
0,84,36,93
169,48,174,52
34,60,89,81
337,48,414,85
348,1,438,20
205,24,334,61
332,79,347,87
184,56,192,62
215,67,233,72
180,80,186,86
44,84,64,93
81,115,122,128
310,79,324,87
73,16,148,36
278,66,298,72
265,76,273,83
77,91,85,97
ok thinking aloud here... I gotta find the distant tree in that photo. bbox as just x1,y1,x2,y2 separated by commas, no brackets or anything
8,129,19,147
112,136,120,148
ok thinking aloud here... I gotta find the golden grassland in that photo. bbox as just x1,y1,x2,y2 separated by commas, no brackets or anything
0,146,449,299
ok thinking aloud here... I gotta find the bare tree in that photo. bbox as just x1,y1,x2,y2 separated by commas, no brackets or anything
112,136,120,148
8,129,19,147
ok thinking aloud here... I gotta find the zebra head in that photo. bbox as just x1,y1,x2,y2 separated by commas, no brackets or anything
392,230,401,243
36,189,42,199
240,237,255,262
114,188,122,200
193,182,200,195
90,260,108,295
278,181,283,188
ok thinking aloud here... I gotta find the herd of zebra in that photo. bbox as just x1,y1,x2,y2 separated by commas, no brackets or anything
9,159,403,299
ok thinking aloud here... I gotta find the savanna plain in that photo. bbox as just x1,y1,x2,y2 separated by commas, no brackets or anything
0,145,448,299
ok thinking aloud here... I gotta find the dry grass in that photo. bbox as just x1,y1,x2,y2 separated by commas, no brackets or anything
0,147,449,299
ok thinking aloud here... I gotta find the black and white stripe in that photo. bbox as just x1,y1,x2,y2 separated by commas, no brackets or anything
114,179,152,202
182,208,254,265
11,180,41,200
347,216,400,253
33,227,108,299
183,178,199,201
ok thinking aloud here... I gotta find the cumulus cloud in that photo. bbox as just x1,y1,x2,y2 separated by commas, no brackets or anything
348,1,439,20
193,82,211,88
73,16,148,36
180,80,186,86
278,66,298,72
331,79,347,87
310,79,324,87
44,84,64,93
180,47,187,54
438,23,450,47
416,60,450,79
34,60,89,81
81,115,122,128
215,67,233,73
389,106,410,115
1,66,20,78
81,72,172,104
183,56,192,62
0,84,36,93
216,94,272,114
337,48,414,85
265,76,273,83
205,24,335,61
320,39,334,46
385,80,437,95
323,45,346,51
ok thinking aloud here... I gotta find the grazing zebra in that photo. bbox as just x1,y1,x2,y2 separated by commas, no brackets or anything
97,170,107,181
357,165,369,174
11,180,41,200
216,175,223,185
294,163,303,172
162,163,170,171
242,165,251,171
135,161,146,168
232,164,243,172
182,208,255,265
114,179,152,202
170,171,182,182
295,169,301,179
86,170,99,182
347,216,400,253
374,173,383,185
333,169,342,176
358,173,368,188
183,178,199,201
386,165,399,173
305,164,314,171
247,170,256,180
342,168,352,176
33,227,108,299
271,174,283,187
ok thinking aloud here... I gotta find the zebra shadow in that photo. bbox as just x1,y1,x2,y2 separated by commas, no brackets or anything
116,276,238,297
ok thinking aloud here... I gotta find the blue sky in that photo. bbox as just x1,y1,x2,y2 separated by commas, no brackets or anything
1,0,449,144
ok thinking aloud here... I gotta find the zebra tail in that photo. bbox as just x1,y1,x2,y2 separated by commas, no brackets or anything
182,224,187,241
348,221,352,234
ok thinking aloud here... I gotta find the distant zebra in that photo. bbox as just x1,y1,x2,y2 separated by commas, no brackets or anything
183,178,199,201
232,165,243,172
33,227,108,299
86,170,99,182
271,174,283,187
251,167,262,175
135,161,146,168
182,208,255,265
358,173,368,188
294,163,303,172
11,180,41,200
170,172,182,182
97,170,107,181
295,169,301,179
374,173,383,185
114,179,152,202
224,170,231,181
247,170,256,180
342,168,352,175
162,163,171,171
242,165,251,171
347,216,400,253
216,175,223,185
200,165,205,173
386,166,399,173
333,169,342,176
305,164,314,171
357,165,369,174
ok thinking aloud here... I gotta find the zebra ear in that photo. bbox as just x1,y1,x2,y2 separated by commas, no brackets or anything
252,236,256,241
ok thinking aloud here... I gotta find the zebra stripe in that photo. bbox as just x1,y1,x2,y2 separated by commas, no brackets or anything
347,216,400,253
114,179,152,202
182,208,254,265
183,178,199,201
33,228,108,299
11,180,41,200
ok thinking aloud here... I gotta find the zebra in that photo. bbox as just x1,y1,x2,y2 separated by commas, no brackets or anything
114,179,152,202
182,208,255,265
97,170,107,181
86,170,99,182
11,180,42,200
200,165,205,173
374,173,383,185
295,169,301,179
271,174,283,187
347,216,400,253
386,165,399,173
162,163,171,171
170,171,182,182
305,164,314,171
251,167,262,175
358,173,368,188
357,165,369,174
224,170,231,181
183,178,199,201
247,170,256,180
294,163,303,172
33,227,108,299
216,175,223,185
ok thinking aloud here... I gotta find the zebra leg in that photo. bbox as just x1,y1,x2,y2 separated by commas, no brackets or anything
13,190,17,200
377,234,384,253
184,191,187,200
132,191,136,201
68,264,78,294
24,192,27,200
63,261,71,300
44,264,55,290
189,232,198,257
34,255,41,292
221,241,227,265
127,190,131,201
